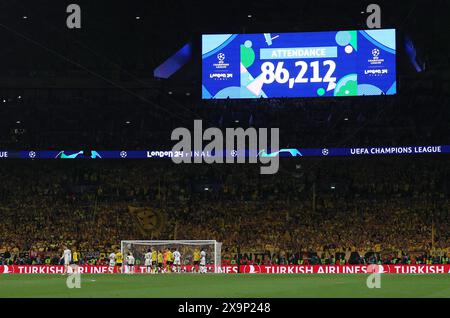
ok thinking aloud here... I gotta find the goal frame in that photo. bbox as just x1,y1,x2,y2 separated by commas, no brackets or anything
120,240,222,273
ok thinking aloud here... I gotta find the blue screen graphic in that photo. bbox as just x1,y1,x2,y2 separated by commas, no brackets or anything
202,29,396,99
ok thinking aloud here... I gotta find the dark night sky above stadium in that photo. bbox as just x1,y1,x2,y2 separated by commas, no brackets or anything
0,0,448,80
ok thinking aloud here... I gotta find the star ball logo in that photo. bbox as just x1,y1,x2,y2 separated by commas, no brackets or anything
213,52,229,70
368,48,384,65
372,48,380,58
29,151,36,158
217,52,225,63
120,151,127,158
322,148,329,156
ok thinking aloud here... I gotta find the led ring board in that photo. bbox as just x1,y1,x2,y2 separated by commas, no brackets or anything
202,29,396,99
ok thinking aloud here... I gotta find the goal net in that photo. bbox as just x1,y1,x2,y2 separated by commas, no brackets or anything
120,240,222,273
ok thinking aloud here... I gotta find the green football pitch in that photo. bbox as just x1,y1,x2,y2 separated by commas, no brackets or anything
1,274,450,298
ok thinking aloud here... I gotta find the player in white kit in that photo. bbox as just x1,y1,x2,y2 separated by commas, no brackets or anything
200,250,206,274
60,246,72,275
173,249,181,273
144,249,152,273
126,252,135,274
109,252,116,268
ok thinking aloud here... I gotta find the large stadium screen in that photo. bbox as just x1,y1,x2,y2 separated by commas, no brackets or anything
202,29,396,99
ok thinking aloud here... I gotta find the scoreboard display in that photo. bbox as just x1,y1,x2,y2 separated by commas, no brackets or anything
202,29,396,99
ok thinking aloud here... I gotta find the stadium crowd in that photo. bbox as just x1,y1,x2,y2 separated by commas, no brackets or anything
0,157,449,266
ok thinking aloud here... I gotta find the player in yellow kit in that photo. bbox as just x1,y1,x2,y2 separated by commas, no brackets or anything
151,248,157,273
157,250,163,273
193,249,201,273
166,249,173,272
115,250,123,273
72,249,79,265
